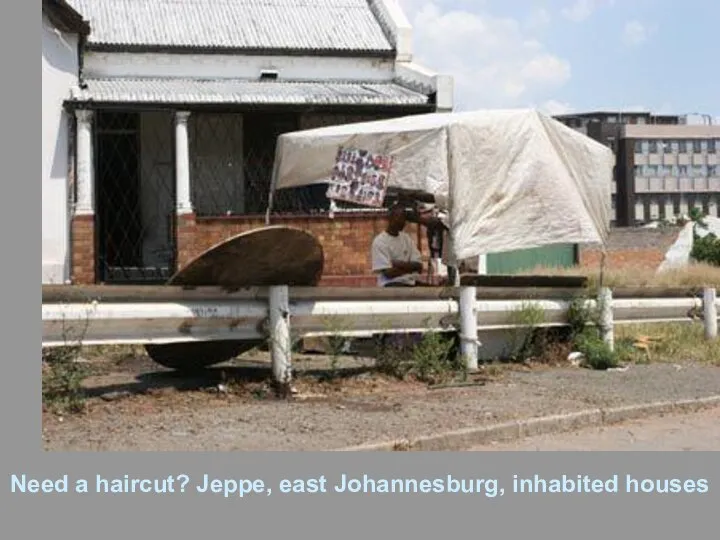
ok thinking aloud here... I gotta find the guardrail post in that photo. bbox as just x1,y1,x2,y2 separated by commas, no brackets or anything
598,287,614,351
269,285,292,387
459,286,479,372
704,287,718,341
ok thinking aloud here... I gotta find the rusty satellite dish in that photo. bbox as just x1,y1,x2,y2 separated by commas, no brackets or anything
145,226,324,372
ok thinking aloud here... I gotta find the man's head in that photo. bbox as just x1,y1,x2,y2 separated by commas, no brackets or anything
386,203,407,234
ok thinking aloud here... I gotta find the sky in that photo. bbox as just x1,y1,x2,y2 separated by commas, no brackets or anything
396,0,719,123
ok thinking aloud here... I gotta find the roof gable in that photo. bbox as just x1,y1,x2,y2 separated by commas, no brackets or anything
66,0,395,55
43,0,90,35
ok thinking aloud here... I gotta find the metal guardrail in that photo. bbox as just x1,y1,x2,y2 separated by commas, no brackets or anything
41,286,719,348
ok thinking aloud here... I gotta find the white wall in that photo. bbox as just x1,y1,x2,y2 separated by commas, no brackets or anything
42,13,79,284
81,51,453,111
83,52,396,81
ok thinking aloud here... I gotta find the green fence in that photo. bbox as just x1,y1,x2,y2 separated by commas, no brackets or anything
485,243,578,274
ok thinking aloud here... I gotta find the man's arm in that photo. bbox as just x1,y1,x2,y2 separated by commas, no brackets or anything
390,260,422,274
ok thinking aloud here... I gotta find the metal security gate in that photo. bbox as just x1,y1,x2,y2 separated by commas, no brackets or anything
95,111,176,283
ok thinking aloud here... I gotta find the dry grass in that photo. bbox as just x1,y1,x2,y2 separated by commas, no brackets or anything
614,322,720,366
520,262,720,289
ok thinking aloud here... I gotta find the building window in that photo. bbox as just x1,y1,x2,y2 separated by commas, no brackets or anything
647,165,658,176
671,165,679,176
634,165,643,176
708,139,716,153
662,165,673,176
634,141,643,154
692,140,703,153
679,165,689,176
709,165,718,177
678,140,687,153
662,140,674,153
691,165,706,177
648,140,658,153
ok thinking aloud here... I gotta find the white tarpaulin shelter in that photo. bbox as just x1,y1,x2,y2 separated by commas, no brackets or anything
658,216,720,272
268,109,614,262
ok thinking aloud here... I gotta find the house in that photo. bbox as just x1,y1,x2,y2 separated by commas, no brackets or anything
44,0,454,286
42,0,90,283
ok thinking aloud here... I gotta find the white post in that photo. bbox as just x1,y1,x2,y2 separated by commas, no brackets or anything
269,285,292,386
598,287,614,351
174,111,193,214
74,109,94,215
703,287,718,341
459,285,478,371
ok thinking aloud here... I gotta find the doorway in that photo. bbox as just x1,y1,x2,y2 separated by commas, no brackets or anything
94,110,176,283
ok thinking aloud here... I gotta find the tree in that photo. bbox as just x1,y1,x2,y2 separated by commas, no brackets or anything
689,208,720,266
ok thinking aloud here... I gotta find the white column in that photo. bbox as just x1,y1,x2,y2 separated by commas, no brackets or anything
74,109,94,215
175,111,193,214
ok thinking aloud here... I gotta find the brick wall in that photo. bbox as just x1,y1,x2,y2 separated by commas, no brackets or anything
177,213,429,287
68,211,427,286
72,217,681,286
70,215,95,284
578,227,680,271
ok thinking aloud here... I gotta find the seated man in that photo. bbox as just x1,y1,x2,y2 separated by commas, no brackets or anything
371,204,423,287
371,202,461,360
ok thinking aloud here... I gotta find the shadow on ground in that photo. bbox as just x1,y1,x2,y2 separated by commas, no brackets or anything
81,364,377,399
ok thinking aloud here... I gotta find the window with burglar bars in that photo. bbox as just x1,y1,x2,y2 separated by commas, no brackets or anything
189,111,404,217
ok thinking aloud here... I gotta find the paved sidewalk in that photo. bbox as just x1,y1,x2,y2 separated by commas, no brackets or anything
470,407,720,451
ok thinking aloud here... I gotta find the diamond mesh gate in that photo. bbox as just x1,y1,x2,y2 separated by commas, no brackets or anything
94,111,176,283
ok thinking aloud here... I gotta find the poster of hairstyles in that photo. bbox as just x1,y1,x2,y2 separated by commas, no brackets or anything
326,147,393,208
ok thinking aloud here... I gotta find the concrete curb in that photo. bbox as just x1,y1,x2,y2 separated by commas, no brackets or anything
335,394,720,452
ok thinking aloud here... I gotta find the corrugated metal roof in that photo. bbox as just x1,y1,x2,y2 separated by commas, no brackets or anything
69,78,430,106
66,0,394,53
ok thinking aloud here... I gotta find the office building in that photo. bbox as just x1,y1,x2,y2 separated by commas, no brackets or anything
554,111,719,226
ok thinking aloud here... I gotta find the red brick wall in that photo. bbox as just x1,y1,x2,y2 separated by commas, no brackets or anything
178,213,429,287
70,215,95,285
70,215,683,285
69,212,428,286
578,227,681,272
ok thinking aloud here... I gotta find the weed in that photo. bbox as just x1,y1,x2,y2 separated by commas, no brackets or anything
505,301,546,362
564,295,628,370
375,319,465,385
572,328,619,370
566,296,599,338
319,315,354,379
42,301,92,414
42,346,88,414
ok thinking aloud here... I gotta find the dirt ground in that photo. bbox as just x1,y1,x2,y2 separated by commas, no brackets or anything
42,344,720,452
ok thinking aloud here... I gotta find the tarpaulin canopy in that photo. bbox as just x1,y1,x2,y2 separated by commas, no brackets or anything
268,108,614,262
